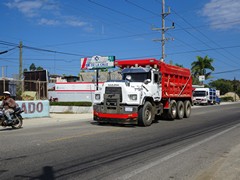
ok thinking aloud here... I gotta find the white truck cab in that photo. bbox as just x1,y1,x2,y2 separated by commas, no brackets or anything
193,87,217,105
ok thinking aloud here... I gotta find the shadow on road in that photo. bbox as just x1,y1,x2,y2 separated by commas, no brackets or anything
15,166,55,180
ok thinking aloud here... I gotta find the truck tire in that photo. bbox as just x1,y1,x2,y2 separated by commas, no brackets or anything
183,100,191,118
176,101,184,119
167,100,177,120
138,101,153,126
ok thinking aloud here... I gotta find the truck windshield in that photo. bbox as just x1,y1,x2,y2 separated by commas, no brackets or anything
123,72,151,82
193,91,207,97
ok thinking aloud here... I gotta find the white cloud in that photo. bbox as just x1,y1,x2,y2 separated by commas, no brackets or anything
38,18,59,26
5,0,58,17
5,0,93,31
202,0,240,29
64,16,87,27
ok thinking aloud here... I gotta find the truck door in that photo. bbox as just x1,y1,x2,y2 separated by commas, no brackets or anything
151,71,161,101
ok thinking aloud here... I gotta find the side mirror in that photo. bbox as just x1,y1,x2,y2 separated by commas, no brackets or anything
126,75,132,81
144,79,151,84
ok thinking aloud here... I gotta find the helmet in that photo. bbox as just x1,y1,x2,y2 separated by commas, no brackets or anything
3,91,11,95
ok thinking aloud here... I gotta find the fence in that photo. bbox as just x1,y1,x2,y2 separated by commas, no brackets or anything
0,79,48,100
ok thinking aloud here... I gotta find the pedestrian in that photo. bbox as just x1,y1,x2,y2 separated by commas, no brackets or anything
0,91,17,124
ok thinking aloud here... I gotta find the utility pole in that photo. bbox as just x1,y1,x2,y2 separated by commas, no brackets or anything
19,41,23,81
152,0,174,61
2,66,5,91
17,41,23,99
233,77,237,101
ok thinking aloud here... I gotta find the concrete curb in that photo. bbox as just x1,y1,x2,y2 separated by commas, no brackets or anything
50,106,93,114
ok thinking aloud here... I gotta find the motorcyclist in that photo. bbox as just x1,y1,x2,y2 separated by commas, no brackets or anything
0,91,17,124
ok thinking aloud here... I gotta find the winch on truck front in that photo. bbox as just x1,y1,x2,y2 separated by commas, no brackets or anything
93,58,192,126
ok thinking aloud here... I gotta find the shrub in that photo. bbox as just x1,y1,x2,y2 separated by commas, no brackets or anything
50,101,92,106
220,96,234,102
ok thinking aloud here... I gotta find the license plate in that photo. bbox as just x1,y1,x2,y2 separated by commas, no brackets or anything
125,107,133,112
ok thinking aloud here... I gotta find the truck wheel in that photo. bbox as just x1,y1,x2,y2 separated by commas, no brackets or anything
167,100,177,120
138,101,153,126
176,101,184,119
184,100,191,118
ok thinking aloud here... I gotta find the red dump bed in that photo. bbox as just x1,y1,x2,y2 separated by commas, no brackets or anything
115,58,192,99
159,61,192,99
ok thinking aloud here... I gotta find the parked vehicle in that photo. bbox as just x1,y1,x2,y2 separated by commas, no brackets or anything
216,96,221,104
193,88,219,105
0,107,24,129
93,58,193,126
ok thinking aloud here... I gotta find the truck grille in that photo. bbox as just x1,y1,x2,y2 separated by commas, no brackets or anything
105,87,122,102
106,98,117,106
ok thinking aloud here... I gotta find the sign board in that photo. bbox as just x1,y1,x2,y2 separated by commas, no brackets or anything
0,100,49,118
81,55,115,70
199,75,205,82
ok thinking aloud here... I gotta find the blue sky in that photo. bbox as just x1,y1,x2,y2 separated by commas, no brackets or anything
1,0,240,82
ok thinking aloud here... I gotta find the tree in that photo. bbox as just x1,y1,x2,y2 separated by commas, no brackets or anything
36,66,44,71
30,63,36,71
28,63,44,71
191,56,215,84
209,79,233,95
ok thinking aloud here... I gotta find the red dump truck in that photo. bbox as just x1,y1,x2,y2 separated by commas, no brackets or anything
93,58,192,126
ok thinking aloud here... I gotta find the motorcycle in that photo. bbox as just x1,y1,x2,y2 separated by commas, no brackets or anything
0,107,24,129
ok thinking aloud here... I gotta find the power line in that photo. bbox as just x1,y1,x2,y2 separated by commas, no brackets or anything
43,32,158,47
0,40,87,56
212,68,240,75
125,0,230,65
88,0,152,25
61,1,142,35
118,44,240,60
167,45,240,55
171,8,240,65
125,0,160,16
23,45,86,56
42,18,240,48
0,57,78,62
174,19,240,31
1,42,240,61
0,47,18,54
0,41,19,47
153,1,240,68
147,1,240,68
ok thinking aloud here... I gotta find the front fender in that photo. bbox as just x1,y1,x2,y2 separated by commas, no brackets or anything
141,97,154,106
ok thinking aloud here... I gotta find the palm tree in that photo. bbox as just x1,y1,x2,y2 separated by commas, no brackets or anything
191,56,215,84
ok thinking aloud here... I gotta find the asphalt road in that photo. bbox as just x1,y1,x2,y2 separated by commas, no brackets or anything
0,102,240,180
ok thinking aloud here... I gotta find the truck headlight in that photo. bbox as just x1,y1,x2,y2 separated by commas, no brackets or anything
129,94,137,100
95,94,100,100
